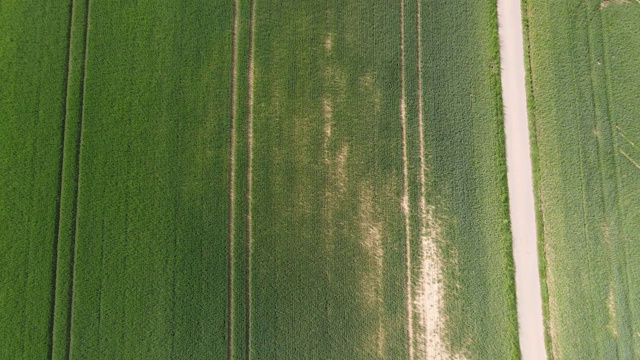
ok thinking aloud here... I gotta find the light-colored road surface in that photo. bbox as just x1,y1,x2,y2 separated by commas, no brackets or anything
496,1,547,359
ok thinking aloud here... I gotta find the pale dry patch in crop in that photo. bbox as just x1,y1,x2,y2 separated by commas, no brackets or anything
322,97,333,122
399,97,414,357
333,145,348,195
357,184,385,360
603,223,615,340
543,242,561,360
324,33,333,53
548,319,559,359
399,101,410,218
411,3,461,355
412,204,468,360
322,124,348,197
535,180,560,359
410,10,463,349
607,286,618,337
323,123,333,164
358,186,383,303
547,297,560,359
322,97,333,166
323,121,332,142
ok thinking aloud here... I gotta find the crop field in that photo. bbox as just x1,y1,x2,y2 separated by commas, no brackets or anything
0,2,72,359
523,0,640,358
1,1,518,359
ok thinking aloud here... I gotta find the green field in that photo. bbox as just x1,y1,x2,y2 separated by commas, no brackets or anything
523,0,640,358
0,1,71,358
1,1,518,359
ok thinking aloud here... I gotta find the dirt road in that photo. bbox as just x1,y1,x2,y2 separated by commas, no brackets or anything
496,1,547,359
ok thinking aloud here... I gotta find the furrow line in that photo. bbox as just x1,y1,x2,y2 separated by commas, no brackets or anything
415,0,426,242
227,0,239,358
583,0,618,331
65,0,92,357
566,8,602,356
414,2,442,359
245,0,256,358
398,0,413,358
47,1,76,358
415,0,428,356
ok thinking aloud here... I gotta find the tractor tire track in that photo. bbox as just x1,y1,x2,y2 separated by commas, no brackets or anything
47,1,76,358
245,0,256,358
413,2,446,359
398,0,414,358
227,0,239,358
65,0,92,357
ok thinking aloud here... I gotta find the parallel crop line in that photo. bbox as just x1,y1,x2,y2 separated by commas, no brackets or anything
414,1,438,359
584,5,634,353
558,11,600,356
599,9,639,352
416,0,426,355
227,0,239,358
567,25,601,358
245,0,256,358
66,0,91,357
416,0,425,224
398,0,413,358
584,8,621,355
47,1,76,358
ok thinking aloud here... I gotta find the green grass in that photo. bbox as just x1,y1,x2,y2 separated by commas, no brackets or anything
0,1,71,358
523,0,640,358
